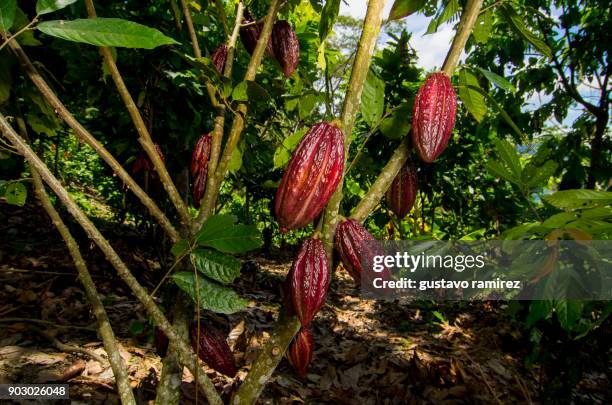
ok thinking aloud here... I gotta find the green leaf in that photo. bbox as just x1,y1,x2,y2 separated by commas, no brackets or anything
319,0,340,41
542,207,612,228
522,160,557,188
526,300,553,326
472,9,492,44
171,239,190,257
543,190,612,209
360,68,385,126
474,67,516,93
273,128,307,169
388,0,427,21
11,8,41,46
493,138,522,180
0,0,17,32
228,140,243,174
484,160,521,186
426,0,460,35
231,80,270,103
2,182,27,206
457,69,487,122
37,18,179,49
555,300,583,332
500,4,552,59
36,0,77,15
298,94,318,120
195,214,263,253
191,248,241,284
379,102,411,140
172,272,247,314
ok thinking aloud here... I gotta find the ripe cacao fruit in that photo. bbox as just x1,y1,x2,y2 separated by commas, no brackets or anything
335,218,376,283
271,20,299,77
131,143,164,174
189,323,237,377
283,238,330,327
386,162,417,218
275,122,344,232
191,134,212,208
240,11,273,56
211,43,227,74
153,327,169,357
411,72,457,163
287,327,313,378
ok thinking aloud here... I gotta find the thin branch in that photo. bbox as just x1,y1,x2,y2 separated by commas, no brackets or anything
0,18,38,51
0,114,223,405
24,119,136,404
84,0,192,227
5,38,179,243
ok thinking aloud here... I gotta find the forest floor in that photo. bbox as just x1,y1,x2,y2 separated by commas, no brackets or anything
0,202,610,404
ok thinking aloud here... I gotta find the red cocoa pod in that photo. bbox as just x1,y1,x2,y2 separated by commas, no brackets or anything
189,323,237,377
287,327,313,378
240,11,273,56
386,162,417,218
153,327,169,357
275,122,344,232
283,238,330,327
211,43,227,73
411,72,457,163
131,143,165,174
335,218,377,284
191,134,212,207
271,20,299,77
190,134,212,177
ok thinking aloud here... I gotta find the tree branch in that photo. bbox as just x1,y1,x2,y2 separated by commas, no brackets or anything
442,0,484,75
28,149,136,404
6,38,179,243
0,114,223,405
84,0,192,227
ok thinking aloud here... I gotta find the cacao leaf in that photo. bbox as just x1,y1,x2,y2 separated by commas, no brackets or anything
319,0,340,41
273,128,308,169
171,239,190,257
232,80,270,103
493,138,523,180
426,0,460,35
360,68,385,126
457,70,486,122
554,300,583,332
191,248,241,284
388,0,427,21
172,272,247,314
379,102,411,139
500,4,552,59
196,214,263,253
526,300,553,326
0,0,17,32
522,160,557,188
474,67,516,93
542,208,612,228
36,0,77,15
484,160,521,186
1,182,27,206
472,9,493,44
543,190,612,209
37,18,179,49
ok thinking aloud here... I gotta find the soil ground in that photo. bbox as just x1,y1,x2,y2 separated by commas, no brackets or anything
0,202,609,404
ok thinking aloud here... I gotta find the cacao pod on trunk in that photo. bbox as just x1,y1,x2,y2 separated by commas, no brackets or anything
189,323,237,377
211,43,227,74
284,238,330,327
191,134,212,208
131,143,164,174
153,327,169,357
275,122,344,232
239,11,273,56
287,327,313,378
411,72,456,163
386,162,417,218
335,218,376,283
271,20,299,77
